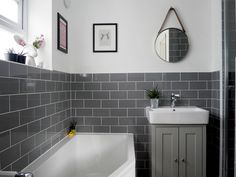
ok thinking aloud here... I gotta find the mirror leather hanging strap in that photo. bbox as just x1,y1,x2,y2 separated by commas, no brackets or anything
158,7,186,34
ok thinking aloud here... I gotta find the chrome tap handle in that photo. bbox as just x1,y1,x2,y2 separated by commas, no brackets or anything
15,172,33,177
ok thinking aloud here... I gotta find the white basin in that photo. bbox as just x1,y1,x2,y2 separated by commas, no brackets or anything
145,106,209,125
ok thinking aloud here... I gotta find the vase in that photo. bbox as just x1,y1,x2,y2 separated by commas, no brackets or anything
26,45,38,67
150,99,159,109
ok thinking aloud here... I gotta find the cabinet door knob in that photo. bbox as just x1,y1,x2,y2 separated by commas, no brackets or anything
181,158,185,162
174,159,178,163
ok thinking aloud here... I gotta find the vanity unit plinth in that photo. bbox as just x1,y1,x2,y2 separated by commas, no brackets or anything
145,106,209,177
151,124,206,177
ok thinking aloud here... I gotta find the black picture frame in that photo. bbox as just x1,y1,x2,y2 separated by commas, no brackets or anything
93,23,118,53
57,13,68,54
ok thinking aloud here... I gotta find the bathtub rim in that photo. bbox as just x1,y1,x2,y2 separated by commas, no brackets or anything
23,133,135,176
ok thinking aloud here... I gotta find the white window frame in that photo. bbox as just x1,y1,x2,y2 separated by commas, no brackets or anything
0,0,27,35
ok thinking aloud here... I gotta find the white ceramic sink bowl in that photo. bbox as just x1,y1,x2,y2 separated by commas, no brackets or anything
145,106,209,125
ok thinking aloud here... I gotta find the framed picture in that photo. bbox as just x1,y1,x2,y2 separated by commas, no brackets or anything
57,13,68,54
93,23,118,52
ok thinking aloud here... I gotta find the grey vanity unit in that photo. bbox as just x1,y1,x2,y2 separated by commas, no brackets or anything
145,107,209,177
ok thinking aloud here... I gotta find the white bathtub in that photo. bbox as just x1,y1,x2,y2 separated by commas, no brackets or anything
23,134,135,177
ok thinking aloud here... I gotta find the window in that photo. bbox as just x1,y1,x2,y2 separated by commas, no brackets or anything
0,0,27,59
0,0,26,33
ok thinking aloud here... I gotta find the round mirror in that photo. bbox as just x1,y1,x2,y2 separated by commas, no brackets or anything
154,28,189,63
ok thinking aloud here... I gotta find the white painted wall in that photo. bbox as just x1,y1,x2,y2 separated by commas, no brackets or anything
52,0,72,73
68,0,222,73
28,0,52,70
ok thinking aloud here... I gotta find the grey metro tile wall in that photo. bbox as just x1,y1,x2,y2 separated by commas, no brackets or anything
70,71,220,177
0,60,71,171
0,59,220,177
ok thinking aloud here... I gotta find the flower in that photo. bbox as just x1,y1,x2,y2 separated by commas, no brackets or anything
14,35,26,47
33,35,45,49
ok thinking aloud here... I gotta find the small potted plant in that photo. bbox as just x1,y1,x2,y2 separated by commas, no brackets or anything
17,50,27,64
67,119,77,138
4,48,18,62
146,85,160,108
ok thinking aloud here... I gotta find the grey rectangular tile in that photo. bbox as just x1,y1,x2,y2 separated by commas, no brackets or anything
119,82,135,90
111,91,127,99
199,72,211,80
84,83,100,90
51,71,60,81
85,117,101,125
128,126,145,134
19,79,35,93
28,94,41,108
189,100,207,107
172,82,189,90
28,66,41,79
154,82,171,90
181,91,198,99
0,112,19,132
111,109,127,116
12,154,29,172
76,91,93,99
93,109,110,116
180,73,198,80
136,82,154,90
20,108,35,124
119,100,136,108
10,63,27,78
0,131,10,151
35,80,46,92
128,109,144,116
163,73,180,81
0,60,9,77
145,73,162,81
102,100,118,108
76,74,92,82
72,100,84,108
190,82,207,90
128,73,144,81
11,125,28,145
0,96,9,114
46,81,55,92
85,100,101,108
28,120,40,137
93,74,109,81
111,126,127,133
0,78,19,95
93,126,110,133
199,91,212,98
136,117,149,125
29,146,41,164
71,83,83,90
41,116,51,130
76,109,93,116
102,118,119,125
136,100,150,108
76,126,92,132
40,139,51,154
110,74,127,81
41,93,51,105
41,69,51,80
20,137,35,156
0,144,20,168
119,118,136,125
35,131,47,146
46,104,56,116
128,91,144,99
101,83,118,90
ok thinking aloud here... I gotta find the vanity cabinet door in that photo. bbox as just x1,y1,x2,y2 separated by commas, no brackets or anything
179,127,203,177
155,128,179,177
